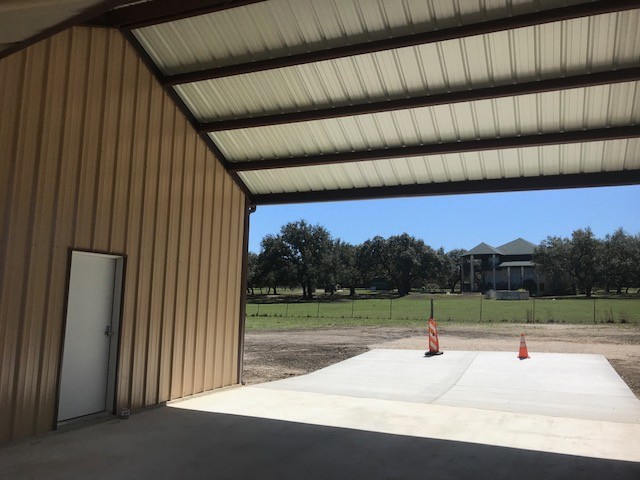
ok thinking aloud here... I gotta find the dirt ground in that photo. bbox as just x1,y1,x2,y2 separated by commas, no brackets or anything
243,324,640,398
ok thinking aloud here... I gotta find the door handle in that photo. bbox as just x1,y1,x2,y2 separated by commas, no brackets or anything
105,325,112,337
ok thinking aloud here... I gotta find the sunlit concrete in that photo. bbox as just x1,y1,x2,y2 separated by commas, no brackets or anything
257,349,640,423
172,385,640,464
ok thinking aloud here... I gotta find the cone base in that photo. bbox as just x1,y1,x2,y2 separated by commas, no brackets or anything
424,351,444,357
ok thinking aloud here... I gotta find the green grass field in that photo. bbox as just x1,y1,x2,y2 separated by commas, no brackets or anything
245,293,640,330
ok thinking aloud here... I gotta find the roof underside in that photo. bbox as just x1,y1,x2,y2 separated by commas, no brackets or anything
106,1,640,203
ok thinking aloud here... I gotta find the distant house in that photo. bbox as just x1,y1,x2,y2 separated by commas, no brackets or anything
461,238,559,294
370,278,392,291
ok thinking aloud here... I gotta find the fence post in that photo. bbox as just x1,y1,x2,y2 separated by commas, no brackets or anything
593,298,596,324
317,301,320,318
532,297,536,323
479,296,483,322
256,303,260,316
389,298,393,320
351,299,355,318
285,303,289,317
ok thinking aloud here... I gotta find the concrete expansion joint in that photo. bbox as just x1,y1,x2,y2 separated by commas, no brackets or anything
429,352,479,403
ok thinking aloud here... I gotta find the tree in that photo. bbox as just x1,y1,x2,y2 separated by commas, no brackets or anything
256,234,295,295
435,248,465,293
386,234,439,296
332,241,359,296
567,228,604,297
357,233,438,296
629,233,640,293
602,228,635,294
534,228,602,298
357,236,389,287
246,251,258,294
534,236,570,293
279,220,334,299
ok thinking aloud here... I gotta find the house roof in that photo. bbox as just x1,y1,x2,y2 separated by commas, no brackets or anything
6,0,640,204
463,237,537,256
462,242,503,256
497,238,537,256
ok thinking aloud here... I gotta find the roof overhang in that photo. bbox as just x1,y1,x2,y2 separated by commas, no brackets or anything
10,0,640,205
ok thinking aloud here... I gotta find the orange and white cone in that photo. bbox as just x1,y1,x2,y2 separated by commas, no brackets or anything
518,333,530,359
425,318,443,356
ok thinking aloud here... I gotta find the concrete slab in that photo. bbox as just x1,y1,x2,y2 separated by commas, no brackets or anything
258,349,640,423
253,350,477,403
1,392,640,479
171,387,640,463
2,350,640,479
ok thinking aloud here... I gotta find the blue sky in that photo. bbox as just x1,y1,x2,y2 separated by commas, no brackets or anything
249,185,640,253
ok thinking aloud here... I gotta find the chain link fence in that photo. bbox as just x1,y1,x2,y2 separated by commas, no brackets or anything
246,296,640,324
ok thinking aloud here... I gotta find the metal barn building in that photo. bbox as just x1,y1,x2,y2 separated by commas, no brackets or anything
1,0,639,447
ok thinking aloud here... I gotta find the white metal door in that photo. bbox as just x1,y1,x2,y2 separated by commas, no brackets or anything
58,252,121,421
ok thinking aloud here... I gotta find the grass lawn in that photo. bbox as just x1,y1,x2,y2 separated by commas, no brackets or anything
245,293,640,330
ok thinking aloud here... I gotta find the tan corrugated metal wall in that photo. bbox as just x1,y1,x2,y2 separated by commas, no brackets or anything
0,27,247,444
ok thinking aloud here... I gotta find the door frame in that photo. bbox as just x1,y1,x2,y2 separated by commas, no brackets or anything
53,248,127,427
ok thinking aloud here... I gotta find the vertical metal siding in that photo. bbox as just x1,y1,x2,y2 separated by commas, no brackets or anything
203,161,226,391
0,27,246,444
213,174,234,389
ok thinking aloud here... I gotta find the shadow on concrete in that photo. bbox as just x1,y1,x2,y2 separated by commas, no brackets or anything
1,406,638,479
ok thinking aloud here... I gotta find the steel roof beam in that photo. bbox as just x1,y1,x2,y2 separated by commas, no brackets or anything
251,170,640,205
163,0,638,86
226,126,640,172
199,68,640,132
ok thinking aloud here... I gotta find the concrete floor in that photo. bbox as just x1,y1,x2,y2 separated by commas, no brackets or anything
258,349,640,422
1,350,639,479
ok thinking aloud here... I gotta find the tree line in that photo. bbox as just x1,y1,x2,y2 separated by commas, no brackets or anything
248,220,464,299
533,227,640,298
248,221,640,299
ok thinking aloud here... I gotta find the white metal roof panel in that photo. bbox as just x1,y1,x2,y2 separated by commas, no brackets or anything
173,11,640,122
134,0,590,76
126,0,640,199
237,139,640,194
210,82,640,161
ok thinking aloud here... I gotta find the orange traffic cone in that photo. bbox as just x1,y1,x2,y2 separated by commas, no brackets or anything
518,333,529,359
425,318,444,356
